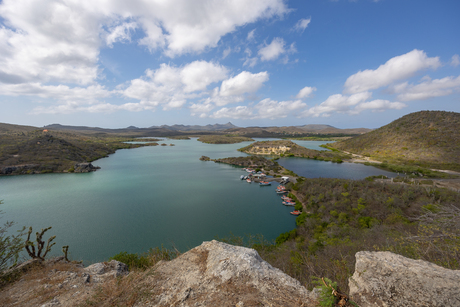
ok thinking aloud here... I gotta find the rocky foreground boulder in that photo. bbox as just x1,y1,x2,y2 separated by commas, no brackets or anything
141,240,317,306
349,251,460,307
0,240,317,307
2,242,460,306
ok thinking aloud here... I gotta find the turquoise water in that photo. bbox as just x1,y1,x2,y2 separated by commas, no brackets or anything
0,139,394,263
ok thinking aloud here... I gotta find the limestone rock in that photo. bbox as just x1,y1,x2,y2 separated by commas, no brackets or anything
142,240,317,307
84,260,128,283
349,251,460,307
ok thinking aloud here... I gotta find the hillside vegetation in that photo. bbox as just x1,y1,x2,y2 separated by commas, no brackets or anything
244,177,460,293
329,111,460,171
0,129,158,175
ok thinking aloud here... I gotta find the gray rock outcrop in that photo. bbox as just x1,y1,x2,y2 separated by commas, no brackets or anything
84,260,129,283
73,162,100,173
349,251,460,307
142,240,317,306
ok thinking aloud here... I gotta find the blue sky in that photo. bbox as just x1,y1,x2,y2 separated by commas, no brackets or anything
0,0,459,129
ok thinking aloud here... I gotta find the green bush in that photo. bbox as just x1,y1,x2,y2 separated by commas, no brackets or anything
312,277,337,307
1,202,26,278
109,251,150,270
276,229,297,245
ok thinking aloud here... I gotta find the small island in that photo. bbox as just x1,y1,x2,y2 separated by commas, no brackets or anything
238,140,350,163
197,135,254,144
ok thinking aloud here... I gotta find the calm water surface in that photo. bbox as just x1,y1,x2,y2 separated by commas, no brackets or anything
0,139,394,263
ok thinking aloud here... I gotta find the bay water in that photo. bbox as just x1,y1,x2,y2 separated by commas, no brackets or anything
0,139,394,263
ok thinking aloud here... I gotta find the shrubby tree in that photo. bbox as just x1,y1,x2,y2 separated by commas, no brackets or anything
0,201,25,274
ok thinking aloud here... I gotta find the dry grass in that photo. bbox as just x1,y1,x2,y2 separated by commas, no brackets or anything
0,261,84,307
81,247,180,306
81,271,150,307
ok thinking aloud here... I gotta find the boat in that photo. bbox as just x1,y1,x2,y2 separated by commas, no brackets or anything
240,175,245,180
276,185,286,190
282,201,296,206
276,190,288,194
290,210,301,216
281,196,293,201
259,181,271,186
246,178,252,183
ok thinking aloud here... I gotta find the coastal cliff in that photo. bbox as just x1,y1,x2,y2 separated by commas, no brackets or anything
2,241,459,306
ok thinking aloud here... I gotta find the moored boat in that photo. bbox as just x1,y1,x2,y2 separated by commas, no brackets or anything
290,210,301,216
276,190,288,194
281,195,293,201
246,178,252,183
259,181,271,186
282,201,296,206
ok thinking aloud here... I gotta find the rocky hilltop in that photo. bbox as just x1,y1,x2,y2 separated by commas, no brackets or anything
2,241,460,306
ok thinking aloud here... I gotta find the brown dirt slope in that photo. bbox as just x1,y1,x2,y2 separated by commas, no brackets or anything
329,111,460,171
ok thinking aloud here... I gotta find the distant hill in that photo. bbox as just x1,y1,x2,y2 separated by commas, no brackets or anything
151,122,238,131
297,124,335,131
329,111,460,171
0,128,155,175
225,125,371,137
42,122,370,138
0,123,37,134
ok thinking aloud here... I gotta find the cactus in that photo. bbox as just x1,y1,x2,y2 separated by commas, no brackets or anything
24,226,56,260
62,245,69,262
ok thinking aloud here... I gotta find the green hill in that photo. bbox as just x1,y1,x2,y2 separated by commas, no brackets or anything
329,111,460,171
0,127,158,175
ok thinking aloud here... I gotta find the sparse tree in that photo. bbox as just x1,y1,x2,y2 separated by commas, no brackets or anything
0,201,26,274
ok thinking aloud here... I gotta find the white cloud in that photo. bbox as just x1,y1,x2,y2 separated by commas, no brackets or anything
207,98,307,120
180,61,228,93
295,86,316,99
106,22,137,47
222,47,232,59
220,71,269,97
391,75,460,101
344,49,441,94
301,91,405,117
190,102,215,117
0,0,101,85
0,0,287,89
350,100,406,115
254,98,307,119
211,106,254,119
0,82,110,101
451,54,460,67
121,61,226,110
293,18,311,32
247,29,256,41
258,37,286,61
243,57,258,67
